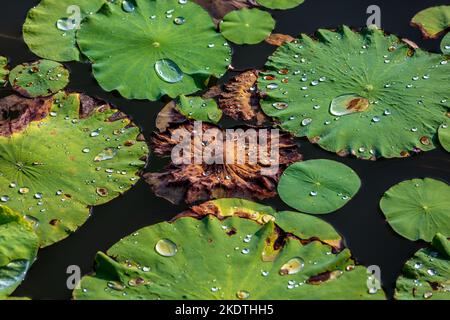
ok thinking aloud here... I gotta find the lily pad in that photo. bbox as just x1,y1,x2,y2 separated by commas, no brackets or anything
0,205,39,299
257,0,304,10
74,199,385,300
145,122,301,204
411,5,450,39
380,178,450,242
438,124,450,152
76,0,231,101
278,160,361,214
441,32,450,55
0,92,148,247
23,0,106,62
259,26,450,159
0,56,8,86
220,8,276,45
177,95,222,124
9,60,70,98
395,233,450,300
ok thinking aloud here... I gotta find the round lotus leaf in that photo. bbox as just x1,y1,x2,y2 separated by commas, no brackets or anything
0,56,8,86
411,5,450,39
23,0,106,62
74,200,385,300
395,233,450,300
76,0,231,101
380,178,450,242
438,123,450,152
0,92,148,247
220,9,276,45
441,32,450,55
0,205,39,299
278,160,361,214
258,26,450,160
9,60,70,98
257,0,304,10
177,95,222,124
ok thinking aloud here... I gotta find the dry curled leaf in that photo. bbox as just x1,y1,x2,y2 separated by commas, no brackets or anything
194,0,259,25
265,33,295,46
143,122,301,204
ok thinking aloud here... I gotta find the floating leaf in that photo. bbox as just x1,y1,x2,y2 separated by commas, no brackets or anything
177,95,222,124
259,26,450,159
395,233,450,300
0,205,39,299
257,0,304,10
438,124,450,152
144,122,301,204
441,32,450,55
278,160,361,214
380,178,450,242
76,0,231,101
9,60,69,98
411,5,450,39
220,8,275,45
23,0,106,62
0,92,148,247
193,0,257,25
74,199,385,300
0,56,8,86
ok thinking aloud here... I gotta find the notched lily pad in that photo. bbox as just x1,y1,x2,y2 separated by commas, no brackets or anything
0,92,148,247
278,160,361,214
380,178,450,242
411,5,450,39
144,122,301,204
259,26,450,159
257,0,305,10
177,95,222,124
76,0,231,100
395,233,450,300
74,199,385,300
0,205,39,299
23,0,106,62
0,56,8,86
438,123,450,152
220,8,276,45
9,60,70,98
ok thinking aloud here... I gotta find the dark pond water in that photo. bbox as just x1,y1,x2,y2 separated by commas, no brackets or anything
1,0,449,300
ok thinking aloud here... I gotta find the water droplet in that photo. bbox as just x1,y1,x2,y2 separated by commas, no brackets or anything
423,74,430,80
122,0,135,12
301,118,312,126
90,131,100,137
372,116,380,123
427,268,437,276
330,94,369,116
94,148,118,162
173,16,185,25
155,239,178,257
9,182,16,188
341,195,349,200
319,76,326,82
50,112,58,117
383,109,391,116
412,76,419,81
179,0,187,4
154,59,184,83
311,80,319,86
423,291,433,299
261,270,269,277
279,257,304,275
236,290,250,300
207,43,215,48
0,195,9,202
368,287,378,294
310,191,317,196
56,18,76,31
266,83,278,90
107,281,125,291
411,127,418,132
272,102,288,110
82,148,90,153
241,248,250,254
313,105,320,110
211,287,219,292
142,266,150,272
34,193,43,199
414,262,423,269
19,187,30,194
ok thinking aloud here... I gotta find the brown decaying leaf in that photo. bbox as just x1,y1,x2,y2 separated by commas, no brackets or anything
193,0,259,25
265,33,295,46
143,122,301,204
0,94,50,137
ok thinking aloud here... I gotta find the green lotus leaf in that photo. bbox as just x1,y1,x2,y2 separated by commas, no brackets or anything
380,178,450,242
257,0,304,10
9,60,70,98
395,233,450,300
438,123,450,152
0,205,39,299
76,0,231,101
23,0,106,62
0,56,8,86
258,26,450,159
220,8,275,45
0,92,148,247
442,32,450,55
74,199,385,300
277,160,361,214
411,5,450,39
177,95,222,124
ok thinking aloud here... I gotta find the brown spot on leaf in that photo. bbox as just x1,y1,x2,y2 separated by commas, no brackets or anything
49,219,60,226
307,270,342,285
79,94,106,119
96,187,109,197
226,228,237,236
346,97,369,112
265,33,295,46
0,95,51,137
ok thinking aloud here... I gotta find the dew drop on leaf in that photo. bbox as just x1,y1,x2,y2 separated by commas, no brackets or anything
155,238,178,257
94,148,118,162
279,257,305,275
236,290,250,300
56,18,76,31
154,59,184,83
173,17,185,25
122,1,135,13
